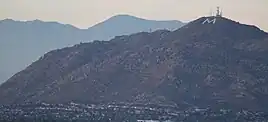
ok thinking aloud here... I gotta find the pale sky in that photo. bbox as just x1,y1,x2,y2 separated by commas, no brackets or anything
0,0,267,31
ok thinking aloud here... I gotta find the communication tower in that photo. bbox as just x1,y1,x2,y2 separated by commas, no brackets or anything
216,7,223,17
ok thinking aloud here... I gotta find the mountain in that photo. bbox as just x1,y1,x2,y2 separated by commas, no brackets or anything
86,15,184,40
0,19,84,85
0,16,268,113
0,15,185,84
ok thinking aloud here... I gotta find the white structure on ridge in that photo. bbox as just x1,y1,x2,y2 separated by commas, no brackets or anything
216,7,223,17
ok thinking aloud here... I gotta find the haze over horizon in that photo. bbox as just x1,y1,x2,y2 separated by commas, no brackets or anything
0,0,267,31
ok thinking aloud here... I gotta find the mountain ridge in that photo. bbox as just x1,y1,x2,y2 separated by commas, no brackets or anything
0,15,185,84
1,15,184,30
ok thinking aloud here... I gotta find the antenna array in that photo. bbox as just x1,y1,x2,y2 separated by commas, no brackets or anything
216,7,223,17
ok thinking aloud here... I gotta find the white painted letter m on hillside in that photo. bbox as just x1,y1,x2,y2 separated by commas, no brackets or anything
202,18,216,24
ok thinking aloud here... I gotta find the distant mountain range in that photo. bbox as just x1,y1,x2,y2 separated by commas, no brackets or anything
0,15,185,83
1,16,268,113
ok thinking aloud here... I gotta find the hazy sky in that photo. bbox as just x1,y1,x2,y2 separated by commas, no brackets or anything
0,0,267,31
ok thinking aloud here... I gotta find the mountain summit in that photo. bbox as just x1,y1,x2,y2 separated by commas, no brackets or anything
178,16,267,39
0,16,268,112
0,15,185,84
85,14,184,43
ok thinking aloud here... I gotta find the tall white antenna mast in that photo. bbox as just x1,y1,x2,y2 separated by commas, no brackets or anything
220,8,223,16
209,8,212,16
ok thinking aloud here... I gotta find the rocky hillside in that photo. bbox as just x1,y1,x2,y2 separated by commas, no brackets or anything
0,16,268,112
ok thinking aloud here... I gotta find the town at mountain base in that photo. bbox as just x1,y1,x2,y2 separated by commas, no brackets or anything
1,103,267,122
0,16,268,117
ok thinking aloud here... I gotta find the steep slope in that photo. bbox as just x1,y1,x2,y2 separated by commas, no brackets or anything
0,15,185,84
0,16,268,112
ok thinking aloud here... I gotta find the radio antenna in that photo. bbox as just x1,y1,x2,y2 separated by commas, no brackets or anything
216,6,222,17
